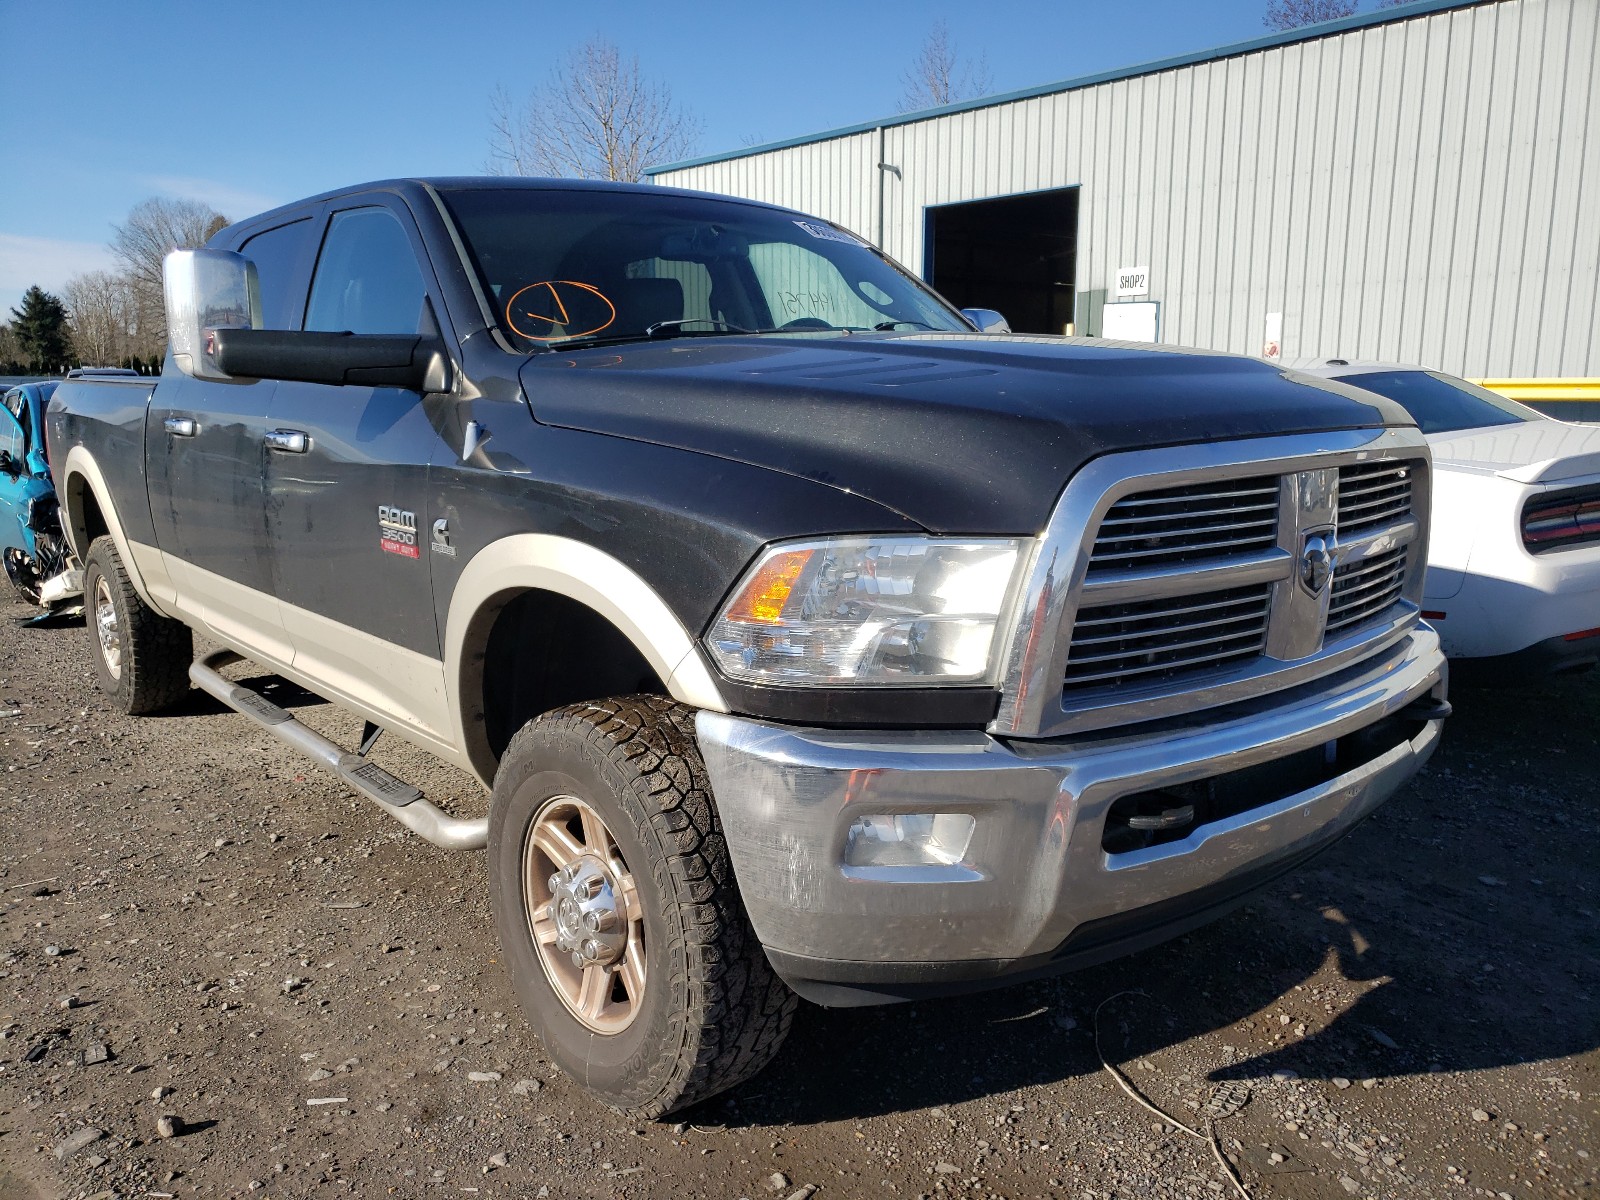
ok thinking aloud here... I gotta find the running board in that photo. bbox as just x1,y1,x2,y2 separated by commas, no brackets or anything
189,649,488,851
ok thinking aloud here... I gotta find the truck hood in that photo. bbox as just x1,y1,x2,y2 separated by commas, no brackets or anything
1428,419,1600,485
519,333,1408,533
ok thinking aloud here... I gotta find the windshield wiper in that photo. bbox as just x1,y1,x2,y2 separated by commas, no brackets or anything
643,318,758,338
542,332,657,352
872,319,935,331
547,319,765,352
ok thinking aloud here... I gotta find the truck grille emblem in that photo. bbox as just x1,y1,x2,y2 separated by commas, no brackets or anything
1299,531,1333,595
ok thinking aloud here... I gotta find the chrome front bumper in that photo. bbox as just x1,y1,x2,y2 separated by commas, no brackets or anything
697,627,1446,1005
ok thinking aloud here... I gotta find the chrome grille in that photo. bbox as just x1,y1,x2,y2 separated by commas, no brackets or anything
1064,584,1272,690
1053,452,1428,707
1337,462,1413,535
1088,476,1279,573
992,431,1436,740
1326,546,1408,636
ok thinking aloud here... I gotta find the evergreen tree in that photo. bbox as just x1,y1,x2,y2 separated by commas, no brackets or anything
9,286,71,372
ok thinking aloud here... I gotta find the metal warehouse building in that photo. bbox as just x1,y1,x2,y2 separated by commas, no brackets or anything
651,0,1598,388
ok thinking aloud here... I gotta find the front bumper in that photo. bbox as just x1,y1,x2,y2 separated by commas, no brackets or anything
697,627,1447,1006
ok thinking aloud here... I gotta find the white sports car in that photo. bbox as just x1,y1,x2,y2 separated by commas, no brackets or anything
1296,363,1600,679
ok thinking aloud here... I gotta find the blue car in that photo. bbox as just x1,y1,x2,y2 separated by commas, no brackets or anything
1,379,74,606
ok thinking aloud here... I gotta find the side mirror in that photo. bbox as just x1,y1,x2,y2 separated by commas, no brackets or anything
165,248,261,381
210,329,449,393
961,307,1011,334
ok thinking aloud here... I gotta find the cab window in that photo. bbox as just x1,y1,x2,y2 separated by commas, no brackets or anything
240,218,315,330
305,207,429,336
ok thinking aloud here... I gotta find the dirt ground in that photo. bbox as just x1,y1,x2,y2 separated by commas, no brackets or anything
0,596,1594,1200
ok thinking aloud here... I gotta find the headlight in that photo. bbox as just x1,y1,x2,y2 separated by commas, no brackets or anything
707,536,1026,687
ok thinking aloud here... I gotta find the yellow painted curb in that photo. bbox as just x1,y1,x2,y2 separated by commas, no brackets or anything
1474,378,1600,404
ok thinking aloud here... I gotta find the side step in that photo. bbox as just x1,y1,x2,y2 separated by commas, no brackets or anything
189,649,488,851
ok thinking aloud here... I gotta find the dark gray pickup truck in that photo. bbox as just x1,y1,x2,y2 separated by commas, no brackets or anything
48,177,1448,1115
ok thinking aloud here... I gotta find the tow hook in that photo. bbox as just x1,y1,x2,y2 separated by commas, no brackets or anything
1399,696,1453,722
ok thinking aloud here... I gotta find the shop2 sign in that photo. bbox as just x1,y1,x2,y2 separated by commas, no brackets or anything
1114,266,1150,298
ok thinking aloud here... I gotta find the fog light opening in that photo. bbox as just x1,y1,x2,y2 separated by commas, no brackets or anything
843,813,976,869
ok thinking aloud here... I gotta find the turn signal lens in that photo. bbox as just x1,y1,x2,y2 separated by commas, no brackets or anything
723,549,813,624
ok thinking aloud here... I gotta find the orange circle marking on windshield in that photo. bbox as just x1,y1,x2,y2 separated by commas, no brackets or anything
506,281,616,341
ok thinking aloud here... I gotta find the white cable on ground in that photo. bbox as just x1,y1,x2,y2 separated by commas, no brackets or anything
1092,991,1252,1200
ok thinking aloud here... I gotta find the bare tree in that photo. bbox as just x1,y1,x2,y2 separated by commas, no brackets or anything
900,20,993,112
1263,0,1357,31
0,322,19,372
63,270,138,367
109,197,229,349
486,39,700,182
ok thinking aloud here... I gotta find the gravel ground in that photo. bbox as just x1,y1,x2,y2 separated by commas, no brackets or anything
0,596,1595,1200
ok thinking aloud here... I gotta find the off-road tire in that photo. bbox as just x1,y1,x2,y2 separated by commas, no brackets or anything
83,535,192,714
488,695,796,1117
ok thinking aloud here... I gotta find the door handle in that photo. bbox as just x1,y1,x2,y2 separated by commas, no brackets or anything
265,429,312,454
164,416,198,438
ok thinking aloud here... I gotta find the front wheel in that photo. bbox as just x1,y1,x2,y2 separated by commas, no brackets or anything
488,695,795,1117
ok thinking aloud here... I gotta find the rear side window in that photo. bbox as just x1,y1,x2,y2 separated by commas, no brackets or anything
305,207,429,335
240,218,315,330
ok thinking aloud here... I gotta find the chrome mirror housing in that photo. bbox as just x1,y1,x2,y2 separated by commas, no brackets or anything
961,307,1011,334
164,248,260,380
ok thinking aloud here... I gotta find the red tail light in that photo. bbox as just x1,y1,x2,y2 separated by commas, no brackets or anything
1522,484,1600,553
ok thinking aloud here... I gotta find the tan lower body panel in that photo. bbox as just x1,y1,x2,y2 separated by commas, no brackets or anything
146,550,465,774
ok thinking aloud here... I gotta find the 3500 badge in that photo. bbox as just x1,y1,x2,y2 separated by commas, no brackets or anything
378,505,420,559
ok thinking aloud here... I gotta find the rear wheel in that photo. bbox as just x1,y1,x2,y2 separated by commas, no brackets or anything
488,695,795,1117
83,536,192,714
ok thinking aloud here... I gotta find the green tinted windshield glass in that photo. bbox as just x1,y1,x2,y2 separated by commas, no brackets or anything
1334,370,1537,435
439,187,968,349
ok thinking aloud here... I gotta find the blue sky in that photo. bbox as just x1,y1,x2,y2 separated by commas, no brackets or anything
3,0,1359,316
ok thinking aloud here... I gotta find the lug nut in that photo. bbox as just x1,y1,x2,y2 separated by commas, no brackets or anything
570,951,584,968
547,873,561,893
582,939,602,960
582,876,604,899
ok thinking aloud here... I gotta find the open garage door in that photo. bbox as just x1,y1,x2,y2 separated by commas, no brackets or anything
925,187,1078,336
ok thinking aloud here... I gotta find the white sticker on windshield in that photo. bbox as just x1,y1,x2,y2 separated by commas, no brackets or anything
794,220,862,245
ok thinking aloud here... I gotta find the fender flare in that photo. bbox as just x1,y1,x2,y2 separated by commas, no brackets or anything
443,533,729,782
59,446,178,614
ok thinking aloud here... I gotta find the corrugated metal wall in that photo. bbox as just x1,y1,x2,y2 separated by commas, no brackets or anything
655,0,1598,378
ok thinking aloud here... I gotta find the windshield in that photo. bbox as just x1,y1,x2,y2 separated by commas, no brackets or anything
438,187,969,350
1331,369,1540,435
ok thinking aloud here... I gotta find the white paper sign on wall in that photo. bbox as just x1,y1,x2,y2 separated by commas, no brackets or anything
1114,266,1150,298
1262,311,1283,360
